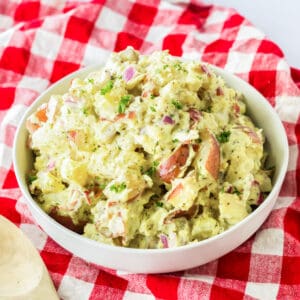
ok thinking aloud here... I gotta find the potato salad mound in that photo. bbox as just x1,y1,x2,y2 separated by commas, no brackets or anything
26,47,272,249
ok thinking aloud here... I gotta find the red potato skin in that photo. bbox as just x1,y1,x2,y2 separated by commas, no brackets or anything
205,134,220,180
235,125,261,144
164,205,198,224
167,183,184,200
158,144,190,183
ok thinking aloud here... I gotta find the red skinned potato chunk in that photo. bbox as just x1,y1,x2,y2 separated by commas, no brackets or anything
234,125,261,144
166,171,200,210
196,133,220,180
158,144,190,183
205,134,220,180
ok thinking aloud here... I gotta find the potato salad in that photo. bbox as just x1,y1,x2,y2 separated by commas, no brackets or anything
26,47,272,249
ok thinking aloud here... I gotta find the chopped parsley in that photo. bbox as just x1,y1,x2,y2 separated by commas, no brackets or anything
118,95,131,113
150,106,156,112
100,80,114,95
172,99,183,110
27,174,37,184
163,64,169,69
216,130,231,143
145,161,159,177
156,201,164,207
82,107,88,115
233,187,241,195
150,94,156,99
99,183,107,190
87,78,94,84
110,182,126,193
174,62,186,72
172,138,179,143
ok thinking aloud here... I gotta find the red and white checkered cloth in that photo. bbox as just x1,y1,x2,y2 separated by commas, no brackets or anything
1,0,300,299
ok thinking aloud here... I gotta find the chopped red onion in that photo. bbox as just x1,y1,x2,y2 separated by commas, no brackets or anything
47,160,55,171
160,234,169,248
201,64,211,76
123,66,135,82
226,186,233,193
257,192,264,204
188,108,202,122
163,115,175,125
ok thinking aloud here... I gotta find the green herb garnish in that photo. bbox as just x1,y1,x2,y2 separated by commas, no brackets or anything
150,94,156,99
99,183,107,190
174,62,187,73
100,80,114,95
118,95,131,113
27,174,37,184
174,62,182,70
156,201,164,207
233,187,241,195
88,78,94,84
172,100,183,110
216,130,231,143
172,138,179,143
150,106,156,112
82,107,88,115
145,161,159,177
110,182,127,193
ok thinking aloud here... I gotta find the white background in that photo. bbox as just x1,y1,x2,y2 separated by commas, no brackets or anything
204,0,300,69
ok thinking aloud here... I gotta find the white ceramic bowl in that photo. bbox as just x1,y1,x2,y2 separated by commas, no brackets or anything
13,64,289,274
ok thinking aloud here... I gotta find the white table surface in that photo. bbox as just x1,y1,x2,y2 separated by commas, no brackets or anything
204,0,300,69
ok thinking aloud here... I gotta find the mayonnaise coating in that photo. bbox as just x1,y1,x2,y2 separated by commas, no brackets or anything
27,47,272,248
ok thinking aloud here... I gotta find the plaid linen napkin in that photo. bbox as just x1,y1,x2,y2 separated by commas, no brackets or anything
0,1,299,299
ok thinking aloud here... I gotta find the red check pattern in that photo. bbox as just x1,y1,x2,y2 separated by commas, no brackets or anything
0,1,300,299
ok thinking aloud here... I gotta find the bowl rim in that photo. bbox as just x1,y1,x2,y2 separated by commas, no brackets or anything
13,62,289,255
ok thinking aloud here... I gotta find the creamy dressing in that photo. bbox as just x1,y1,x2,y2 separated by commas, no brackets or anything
26,48,272,249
